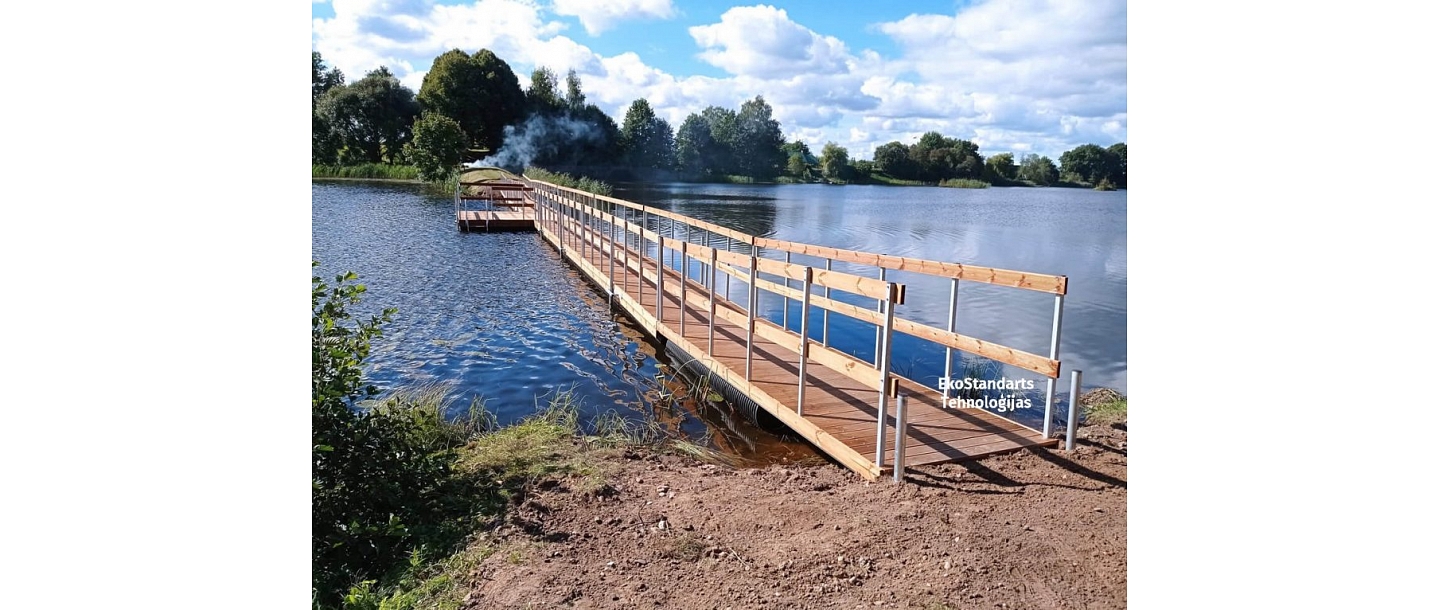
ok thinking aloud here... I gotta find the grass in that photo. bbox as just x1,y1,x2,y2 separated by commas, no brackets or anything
523,166,613,196
856,170,926,186
1080,388,1128,426
331,379,746,609
938,178,990,189
313,163,420,181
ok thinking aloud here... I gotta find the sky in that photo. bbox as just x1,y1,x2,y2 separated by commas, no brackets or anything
311,0,1126,161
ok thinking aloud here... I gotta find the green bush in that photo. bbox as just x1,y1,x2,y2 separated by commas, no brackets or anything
523,166,613,196
403,113,468,183
938,178,990,189
312,264,474,607
312,164,420,180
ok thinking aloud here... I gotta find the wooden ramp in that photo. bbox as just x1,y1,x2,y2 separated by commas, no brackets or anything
525,179,1066,480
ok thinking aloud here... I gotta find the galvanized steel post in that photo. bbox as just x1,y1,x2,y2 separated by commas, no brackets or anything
797,267,813,415
942,278,959,405
1066,370,1083,451
892,394,908,483
874,282,897,468
1042,294,1065,438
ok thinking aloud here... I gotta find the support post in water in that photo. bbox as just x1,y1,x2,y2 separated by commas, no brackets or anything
679,241,688,336
783,251,792,330
1066,369,1083,451
942,278,959,403
608,210,616,308
656,234,666,325
797,266,813,416
1042,294,1065,438
708,247,718,354
892,393,908,483
822,257,832,347
874,266,888,366
874,282,898,468
745,254,758,381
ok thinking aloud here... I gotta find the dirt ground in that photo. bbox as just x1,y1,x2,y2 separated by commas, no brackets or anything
459,423,1127,609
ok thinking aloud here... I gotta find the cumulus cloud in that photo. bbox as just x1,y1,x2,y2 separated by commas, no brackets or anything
311,0,1126,162
689,5,853,79
552,0,677,36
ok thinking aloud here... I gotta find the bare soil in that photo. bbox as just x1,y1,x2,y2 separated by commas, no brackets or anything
460,424,1127,609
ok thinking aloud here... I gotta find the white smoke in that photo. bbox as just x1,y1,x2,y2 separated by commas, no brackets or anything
477,114,607,170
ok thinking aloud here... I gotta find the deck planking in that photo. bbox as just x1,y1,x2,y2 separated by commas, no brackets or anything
536,210,1058,479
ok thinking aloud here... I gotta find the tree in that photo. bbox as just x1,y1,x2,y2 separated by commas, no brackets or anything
404,113,468,182
781,140,813,179
526,67,562,116
1018,153,1059,186
732,96,786,178
908,132,983,182
417,48,525,154
819,142,851,181
675,113,716,176
317,67,420,164
312,52,345,103
564,69,586,111
986,152,1018,181
698,106,739,175
1059,143,1118,185
1107,142,1126,188
872,141,913,178
619,99,675,171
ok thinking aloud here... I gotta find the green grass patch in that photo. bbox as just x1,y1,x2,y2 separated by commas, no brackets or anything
855,170,926,186
313,163,420,181
1080,388,1128,426
938,178,990,189
523,166,613,196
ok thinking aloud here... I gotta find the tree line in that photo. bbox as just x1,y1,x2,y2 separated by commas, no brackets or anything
313,50,1125,189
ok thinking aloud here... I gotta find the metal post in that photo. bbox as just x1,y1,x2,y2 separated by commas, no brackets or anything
822,258,832,347
892,394,908,483
724,236,732,301
1042,294,1065,438
708,247,717,354
656,234,665,324
942,278,959,405
874,282,897,468
745,254,757,380
608,211,616,308
797,267,813,415
783,251,792,330
637,212,645,307
874,267,887,366
1065,370,1083,451
679,241,688,336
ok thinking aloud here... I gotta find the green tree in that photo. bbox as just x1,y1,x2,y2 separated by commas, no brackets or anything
417,49,525,154
819,142,851,181
312,52,345,103
733,96,786,178
564,69,586,111
908,132,983,182
1107,142,1126,188
1018,153,1059,186
620,99,675,171
526,66,562,116
872,141,913,178
316,67,420,164
699,106,740,175
986,152,1018,181
781,140,813,179
1059,143,1118,185
404,113,468,182
675,113,716,175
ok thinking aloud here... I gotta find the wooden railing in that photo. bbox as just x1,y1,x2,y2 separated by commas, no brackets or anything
524,177,1071,463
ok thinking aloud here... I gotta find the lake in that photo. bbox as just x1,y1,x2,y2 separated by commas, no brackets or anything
312,180,1126,463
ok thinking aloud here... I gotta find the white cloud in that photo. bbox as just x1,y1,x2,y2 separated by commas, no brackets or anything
311,0,1126,162
552,0,676,36
689,5,853,79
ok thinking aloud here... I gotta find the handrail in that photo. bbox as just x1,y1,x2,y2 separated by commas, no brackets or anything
524,176,1070,470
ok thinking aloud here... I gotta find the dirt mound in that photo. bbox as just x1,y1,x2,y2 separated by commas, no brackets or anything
458,427,1127,609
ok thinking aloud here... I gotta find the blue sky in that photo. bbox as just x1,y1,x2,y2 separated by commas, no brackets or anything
311,0,1126,160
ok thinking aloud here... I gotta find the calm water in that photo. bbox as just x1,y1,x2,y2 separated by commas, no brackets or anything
312,180,1126,459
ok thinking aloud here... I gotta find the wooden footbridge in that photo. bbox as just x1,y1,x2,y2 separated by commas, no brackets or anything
457,170,1075,481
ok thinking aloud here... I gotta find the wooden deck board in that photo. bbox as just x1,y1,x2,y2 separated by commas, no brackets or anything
531,208,1057,479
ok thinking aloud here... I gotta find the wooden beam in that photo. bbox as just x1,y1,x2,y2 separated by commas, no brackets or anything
752,237,1067,295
